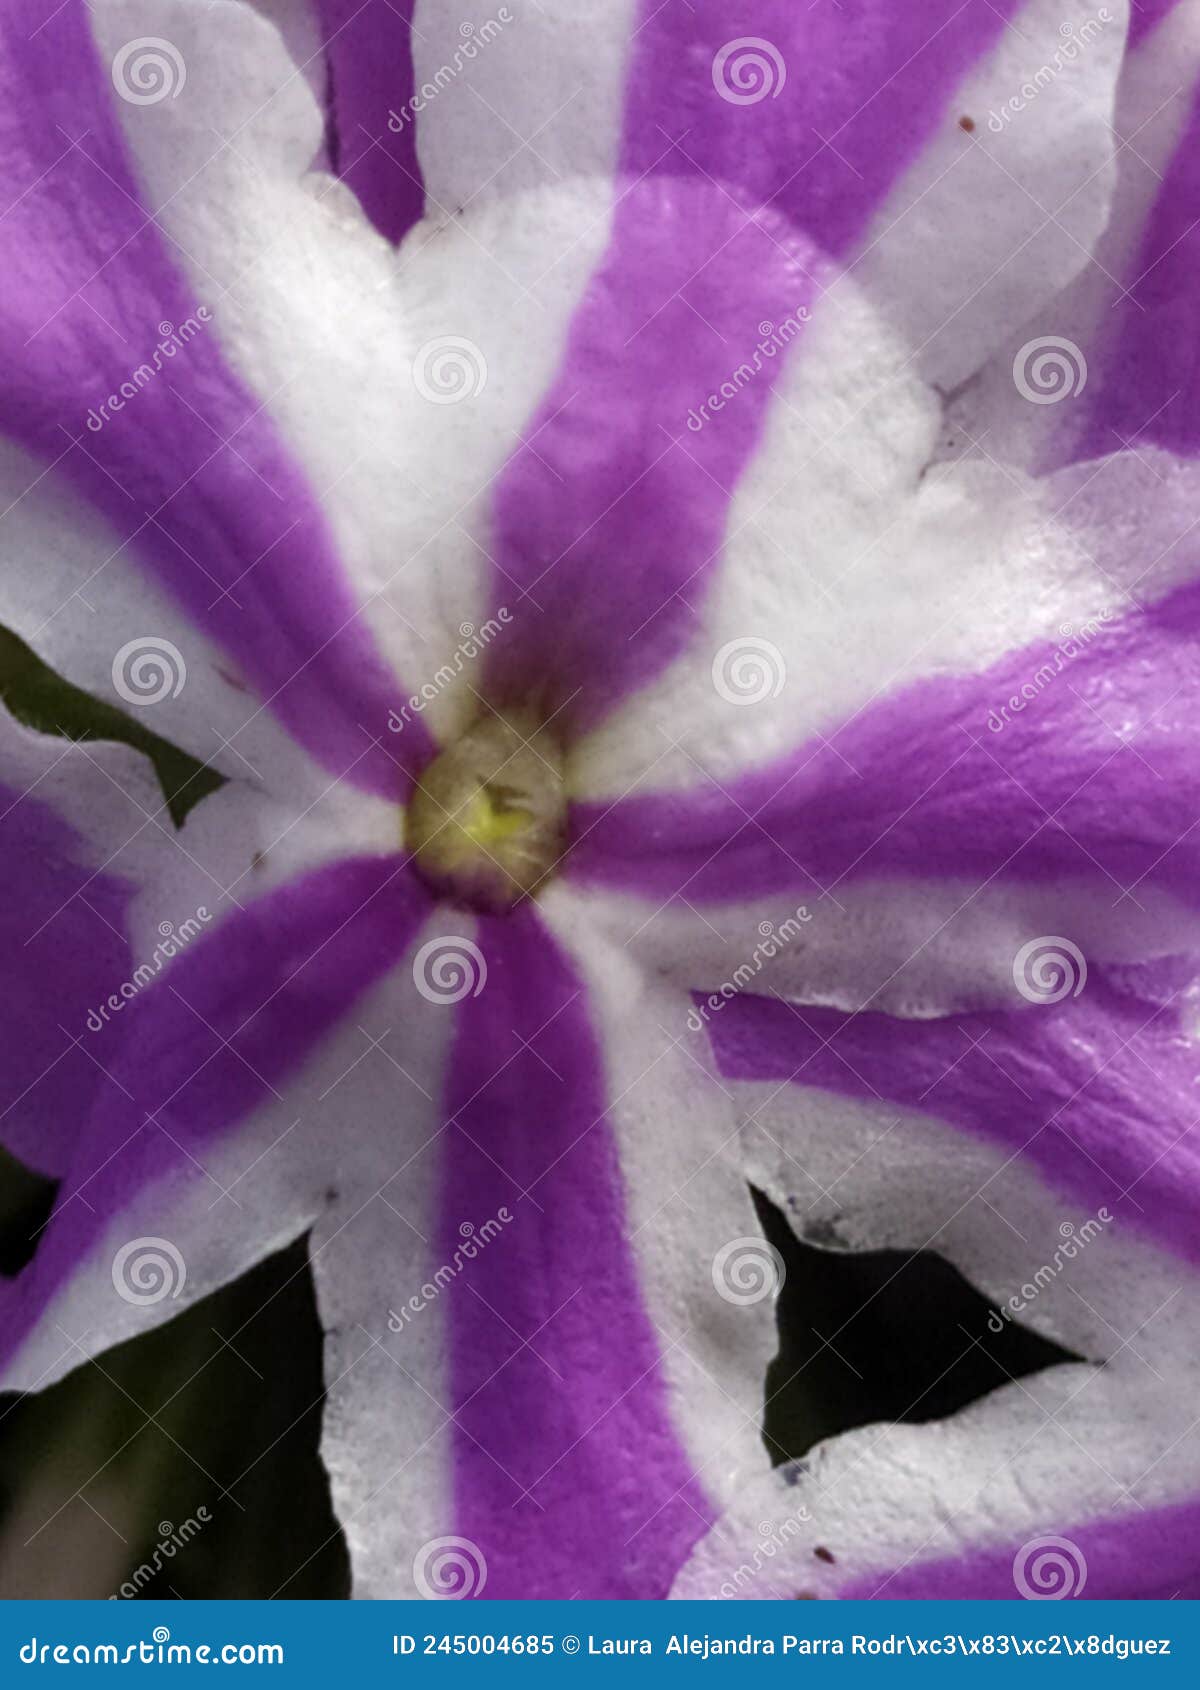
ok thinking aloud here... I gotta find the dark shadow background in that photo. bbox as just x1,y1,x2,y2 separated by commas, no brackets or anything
0,1174,1074,1597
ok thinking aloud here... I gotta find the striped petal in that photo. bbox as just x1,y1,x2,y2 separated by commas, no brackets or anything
0,0,430,792
483,0,1123,732
568,551,1200,984
314,0,424,243
944,0,1200,475
664,969,1200,1601
0,727,138,1175
707,973,1200,1269
0,853,431,1388
673,1359,1200,1599
1073,38,1200,459
87,1,622,750
0,712,290,1178
433,903,771,1598
561,0,1126,790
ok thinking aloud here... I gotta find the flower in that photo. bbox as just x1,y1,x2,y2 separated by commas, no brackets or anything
1,0,1199,1602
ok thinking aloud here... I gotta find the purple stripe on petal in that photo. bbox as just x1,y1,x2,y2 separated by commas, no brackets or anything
486,0,1018,728
485,189,823,729
1129,0,1188,48
568,583,1200,910
442,907,711,1598
314,0,425,243
1071,78,1200,461
0,853,429,1365
0,779,132,1177
840,1493,1200,1598
705,978,1200,1267
624,0,1021,257
0,1,430,793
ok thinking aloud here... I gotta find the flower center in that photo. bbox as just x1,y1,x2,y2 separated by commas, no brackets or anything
405,712,567,913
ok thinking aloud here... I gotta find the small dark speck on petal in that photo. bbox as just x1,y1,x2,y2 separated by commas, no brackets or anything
814,1546,836,1564
959,115,975,132
324,1187,339,1204
794,1592,819,1600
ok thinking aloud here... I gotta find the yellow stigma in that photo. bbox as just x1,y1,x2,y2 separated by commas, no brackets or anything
458,788,533,850
405,712,566,913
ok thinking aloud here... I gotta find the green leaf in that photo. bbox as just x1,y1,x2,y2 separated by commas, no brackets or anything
0,624,223,826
